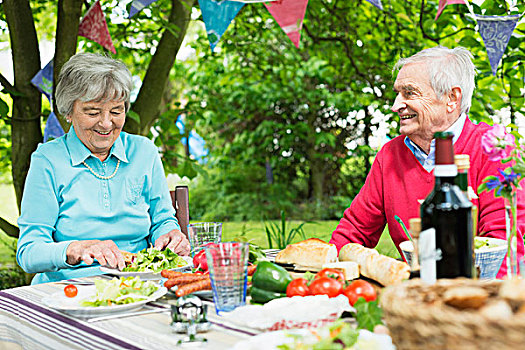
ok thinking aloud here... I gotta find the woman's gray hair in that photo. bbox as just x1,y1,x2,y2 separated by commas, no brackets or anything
55,53,133,116
393,46,476,115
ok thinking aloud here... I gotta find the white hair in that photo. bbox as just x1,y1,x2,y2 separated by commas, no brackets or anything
393,46,476,115
55,53,133,117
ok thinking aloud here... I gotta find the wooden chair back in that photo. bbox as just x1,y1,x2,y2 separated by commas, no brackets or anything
170,186,189,238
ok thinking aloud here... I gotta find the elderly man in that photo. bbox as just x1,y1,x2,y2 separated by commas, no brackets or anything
330,46,524,277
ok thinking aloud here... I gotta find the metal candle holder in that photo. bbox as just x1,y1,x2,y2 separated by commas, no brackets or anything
170,295,211,345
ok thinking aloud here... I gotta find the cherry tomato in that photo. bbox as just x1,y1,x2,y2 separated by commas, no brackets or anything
64,284,78,298
308,277,343,298
343,280,377,306
286,278,310,297
315,268,346,283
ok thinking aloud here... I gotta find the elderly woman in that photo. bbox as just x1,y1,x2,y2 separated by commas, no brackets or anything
16,53,190,284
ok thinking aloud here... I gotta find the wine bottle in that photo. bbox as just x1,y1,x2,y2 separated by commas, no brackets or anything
420,132,475,279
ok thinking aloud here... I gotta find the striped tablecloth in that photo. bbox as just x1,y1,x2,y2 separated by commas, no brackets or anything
0,276,256,350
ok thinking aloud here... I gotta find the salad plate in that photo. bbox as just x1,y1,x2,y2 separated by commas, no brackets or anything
41,278,167,318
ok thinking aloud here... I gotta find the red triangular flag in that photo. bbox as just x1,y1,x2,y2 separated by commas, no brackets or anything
78,1,116,54
265,0,309,48
435,0,465,20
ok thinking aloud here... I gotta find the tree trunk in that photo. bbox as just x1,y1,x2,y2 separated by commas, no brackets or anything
125,0,196,136
4,0,43,212
53,0,83,130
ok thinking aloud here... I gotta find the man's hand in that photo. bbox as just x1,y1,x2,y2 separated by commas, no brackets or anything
66,240,125,270
154,229,190,256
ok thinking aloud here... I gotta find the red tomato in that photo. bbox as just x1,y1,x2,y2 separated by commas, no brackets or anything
64,284,78,298
193,250,208,271
286,278,310,297
308,277,343,298
343,280,377,305
315,268,345,283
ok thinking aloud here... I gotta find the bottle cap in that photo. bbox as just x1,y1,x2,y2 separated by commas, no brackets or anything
434,131,454,165
454,154,470,170
408,218,421,239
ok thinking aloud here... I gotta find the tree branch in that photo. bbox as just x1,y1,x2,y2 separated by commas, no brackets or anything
0,73,15,92
0,217,19,239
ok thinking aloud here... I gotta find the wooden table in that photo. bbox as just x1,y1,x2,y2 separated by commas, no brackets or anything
0,275,256,350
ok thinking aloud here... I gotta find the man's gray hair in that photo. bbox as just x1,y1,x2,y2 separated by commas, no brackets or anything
393,46,476,115
55,53,133,116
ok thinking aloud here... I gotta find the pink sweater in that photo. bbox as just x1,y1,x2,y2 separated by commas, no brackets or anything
330,118,524,277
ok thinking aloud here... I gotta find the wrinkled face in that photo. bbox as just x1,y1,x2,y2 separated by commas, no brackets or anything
392,62,450,147
69,100,126,161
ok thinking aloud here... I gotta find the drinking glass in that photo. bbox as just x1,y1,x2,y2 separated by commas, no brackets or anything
188,222,222,256
205,242,249,314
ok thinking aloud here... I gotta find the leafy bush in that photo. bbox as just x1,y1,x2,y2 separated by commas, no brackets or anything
0,265,29,289
0,234,32,288
189,165,296,221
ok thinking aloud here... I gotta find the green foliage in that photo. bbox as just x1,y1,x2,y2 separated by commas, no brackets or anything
264,210,307,249
0,233,31,288
189,165,296,221
353,298,384,332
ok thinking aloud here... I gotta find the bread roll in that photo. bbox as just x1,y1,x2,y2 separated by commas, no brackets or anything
338,243,378,276
275,238,337,270
339,243,409,286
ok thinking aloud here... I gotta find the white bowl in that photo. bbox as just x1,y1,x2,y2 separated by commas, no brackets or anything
399,237,507,279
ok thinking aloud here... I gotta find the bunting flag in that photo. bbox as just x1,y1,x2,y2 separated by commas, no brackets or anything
435,0,465,20
30,59,54,103
476,14,519,76
198,0,245,52
78,1,116,54
365,0,383,11
264,0,309,48
44,112,65,142
129,0,159,18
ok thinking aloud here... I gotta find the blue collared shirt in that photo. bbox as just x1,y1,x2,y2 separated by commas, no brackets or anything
17,126,179,284
404,113,466,172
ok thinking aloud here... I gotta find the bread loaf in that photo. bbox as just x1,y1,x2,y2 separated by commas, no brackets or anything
275,238,337,270
339,243,409,286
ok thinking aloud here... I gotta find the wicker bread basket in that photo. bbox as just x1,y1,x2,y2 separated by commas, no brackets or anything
380,278,525,350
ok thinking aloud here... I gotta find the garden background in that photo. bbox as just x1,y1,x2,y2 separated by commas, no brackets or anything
0,0,523,287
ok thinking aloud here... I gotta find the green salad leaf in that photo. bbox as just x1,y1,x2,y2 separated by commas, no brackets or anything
122,246,188,272
81,277,158,307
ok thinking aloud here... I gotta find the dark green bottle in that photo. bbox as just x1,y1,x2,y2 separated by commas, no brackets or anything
420,132,474,279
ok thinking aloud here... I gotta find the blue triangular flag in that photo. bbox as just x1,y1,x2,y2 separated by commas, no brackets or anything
365,0,383,10
129,0,159,18
31,59,54,103
43,112,65,142
476,15,519,76
198,0,245,51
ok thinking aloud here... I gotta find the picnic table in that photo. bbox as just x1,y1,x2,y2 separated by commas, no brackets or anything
0,274,257,350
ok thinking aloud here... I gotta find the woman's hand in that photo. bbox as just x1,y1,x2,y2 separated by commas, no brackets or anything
66,240,125,270
154,229,190,256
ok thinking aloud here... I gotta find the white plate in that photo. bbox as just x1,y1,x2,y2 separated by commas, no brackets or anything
41,284,168,318
231,328,395,350
100,256,192,279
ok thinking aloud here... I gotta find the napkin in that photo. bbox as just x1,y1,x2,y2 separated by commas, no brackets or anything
219,295,354,331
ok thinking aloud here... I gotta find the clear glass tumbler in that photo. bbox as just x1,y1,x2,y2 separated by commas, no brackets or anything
205,242,249,314
188,222,222,257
